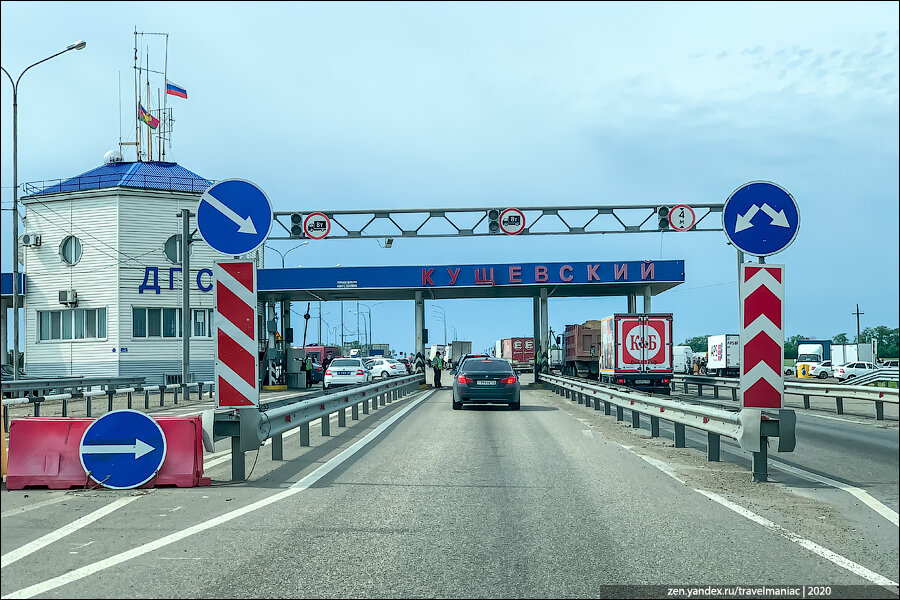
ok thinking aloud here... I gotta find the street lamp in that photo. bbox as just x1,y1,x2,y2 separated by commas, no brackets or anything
2,40,87,380
265,240,308,268
357,301,385,356
431,305,448,345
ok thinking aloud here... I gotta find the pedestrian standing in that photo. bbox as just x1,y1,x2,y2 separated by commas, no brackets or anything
305,355,313,387
432,351,444,388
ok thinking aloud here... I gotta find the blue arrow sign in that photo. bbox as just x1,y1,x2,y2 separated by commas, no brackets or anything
723,181,799,257
197,179,273,256
79,410,167,489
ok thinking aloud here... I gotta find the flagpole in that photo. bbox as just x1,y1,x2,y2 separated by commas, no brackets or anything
134,28,141,161
146,50,151,161
162,33,168,161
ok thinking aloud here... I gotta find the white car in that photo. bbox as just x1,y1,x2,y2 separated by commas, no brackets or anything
324,358,372,389
369,358,406,379
834,361,876,381
808,360,834,379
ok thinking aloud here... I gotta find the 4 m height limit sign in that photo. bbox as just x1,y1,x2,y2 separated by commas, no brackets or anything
740,264,785,409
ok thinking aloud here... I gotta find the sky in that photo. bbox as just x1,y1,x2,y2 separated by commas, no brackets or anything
2,1,898,357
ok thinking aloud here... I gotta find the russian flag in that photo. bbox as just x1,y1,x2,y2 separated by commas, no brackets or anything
166,80,188,99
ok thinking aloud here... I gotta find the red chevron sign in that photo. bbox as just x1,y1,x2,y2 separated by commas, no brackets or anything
214,261,258,408
740,264,784,409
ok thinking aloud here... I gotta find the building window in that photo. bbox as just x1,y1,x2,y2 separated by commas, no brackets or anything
163,308,179,338
38,308,106,341
193,309,207,337
60,236,82,265
134,307,211,339
133,308,147,337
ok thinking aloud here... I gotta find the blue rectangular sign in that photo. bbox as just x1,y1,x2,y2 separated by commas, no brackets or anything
258,260,684,291
1,273,25,296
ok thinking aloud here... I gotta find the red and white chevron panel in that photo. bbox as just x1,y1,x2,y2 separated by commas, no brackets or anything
740,264,784,409
214,261,259,408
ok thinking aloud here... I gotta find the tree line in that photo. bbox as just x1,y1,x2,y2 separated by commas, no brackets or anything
683,326,899,360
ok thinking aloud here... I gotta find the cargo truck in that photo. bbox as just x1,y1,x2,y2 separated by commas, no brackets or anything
497,337,535,372
831,341,877,366
447,341,472,368
707,334,740,377
673,345,694,374
599,314,673,394
563,321,603,378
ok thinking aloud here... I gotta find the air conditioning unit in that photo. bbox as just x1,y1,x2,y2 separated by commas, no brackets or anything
59,289,78,305
20,233,41,247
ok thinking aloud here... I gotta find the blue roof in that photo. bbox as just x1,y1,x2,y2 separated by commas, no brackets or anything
28,161,213,196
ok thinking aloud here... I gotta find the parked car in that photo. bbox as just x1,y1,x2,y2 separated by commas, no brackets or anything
453,353,491,373
882,360,899,368
834,361,876,381
808,360,834,379
310,361,324,384
398,358,413,374
452,357,520,410
324,358,371,389
370,358,406,379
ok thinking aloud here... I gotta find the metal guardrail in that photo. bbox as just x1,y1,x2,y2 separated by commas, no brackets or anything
208,373,426,481
673,375,899,420
841,367,899,386
2,376,147,399
541,374,795,482
2,381,216,430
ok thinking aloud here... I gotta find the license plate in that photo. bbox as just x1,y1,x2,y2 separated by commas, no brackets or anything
338,371,350,376
476,380,495,386
635,379,650,384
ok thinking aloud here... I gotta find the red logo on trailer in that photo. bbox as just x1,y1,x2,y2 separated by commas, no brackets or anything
214,261,258,408
620,318,665,365
740,265,784,409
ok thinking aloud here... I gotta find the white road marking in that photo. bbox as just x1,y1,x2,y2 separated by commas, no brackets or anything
1,495,71,519
770,459,899,527
0,496,141,569
581,429,593,439
2,390,434,600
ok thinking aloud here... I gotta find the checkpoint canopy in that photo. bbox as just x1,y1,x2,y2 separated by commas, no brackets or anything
257,260,685,302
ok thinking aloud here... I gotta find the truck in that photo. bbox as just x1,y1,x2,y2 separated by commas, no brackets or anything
563,321,603,378
598,313,673,394
368,348,386,357
707,334,740,377
549,348,563,371
673,345,694,374
300,345,341,365
797,339,832,364
831,341,877,365
497,337,535,372
447,340,472,368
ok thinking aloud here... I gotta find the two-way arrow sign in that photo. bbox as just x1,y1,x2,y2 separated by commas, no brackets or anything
734,203,790,233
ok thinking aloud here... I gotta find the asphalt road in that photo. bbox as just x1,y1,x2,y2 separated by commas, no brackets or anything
2,381,897,598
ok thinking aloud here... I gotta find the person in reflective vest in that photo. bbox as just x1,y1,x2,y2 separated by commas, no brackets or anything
432,352,444,388
305,355,313,387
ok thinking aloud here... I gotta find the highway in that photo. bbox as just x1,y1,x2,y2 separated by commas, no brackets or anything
2,374,898,598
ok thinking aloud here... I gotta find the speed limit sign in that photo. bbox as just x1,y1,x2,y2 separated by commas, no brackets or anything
668,204,696,231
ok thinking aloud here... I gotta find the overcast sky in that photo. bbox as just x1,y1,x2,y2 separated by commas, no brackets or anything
2,1,898,356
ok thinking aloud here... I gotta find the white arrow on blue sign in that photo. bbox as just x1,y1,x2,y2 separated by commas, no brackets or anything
197,179,273,256
79,410,167,489
723,181,799,257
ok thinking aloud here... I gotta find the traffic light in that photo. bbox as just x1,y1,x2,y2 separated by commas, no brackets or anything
290,213,303,237
488,209,501,234
657,206,670,231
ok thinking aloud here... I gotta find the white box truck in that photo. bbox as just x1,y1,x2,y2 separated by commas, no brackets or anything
707,334,740,377
673,345,694,374
599,313,673,394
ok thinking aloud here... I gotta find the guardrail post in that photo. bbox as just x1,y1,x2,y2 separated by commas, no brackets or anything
875,401,884,420
577,392,583,405
299,422,310,446
231,436,245,481
380,392,386,406
352,403,359,420
713,386,719,399
707,433,720,462
272,433,283,460
322,413,331,436
144,389,150,409
107,391,114,412
62,397,68,417
362,398,370,414
731,389,737,402
338,407,347,427
835,397,844,415
616,405,623,421
197,383,203,401
127,392,133,409
86,396,92,417
34,400,41,417
174,386,179,405
752,439,768,482
802,395,810,409
593,396,601,410
683,382,688,393
160,387,165,407
371,396,378,411
650,415,660,437
697,384,703,396
674,423,686,448
604,401,611,415
631,409,640,429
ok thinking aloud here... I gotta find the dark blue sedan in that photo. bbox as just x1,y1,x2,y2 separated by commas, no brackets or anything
451,357,520,410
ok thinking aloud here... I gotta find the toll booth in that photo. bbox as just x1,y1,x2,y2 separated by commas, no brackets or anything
285,347,309,389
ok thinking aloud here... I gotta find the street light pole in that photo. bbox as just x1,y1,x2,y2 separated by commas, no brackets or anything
265,241,308,269
2,40,86,380
432,305,447,345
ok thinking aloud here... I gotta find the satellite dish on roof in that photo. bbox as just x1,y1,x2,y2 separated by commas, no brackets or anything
104,149,124,164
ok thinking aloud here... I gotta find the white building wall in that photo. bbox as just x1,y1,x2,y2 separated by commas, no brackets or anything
22,190,119,377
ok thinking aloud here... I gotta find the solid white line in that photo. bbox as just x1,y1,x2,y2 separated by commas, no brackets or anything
0,495,70,519
0,496,141,569
2,390,434,599
696,489,898,587
769,459,899,527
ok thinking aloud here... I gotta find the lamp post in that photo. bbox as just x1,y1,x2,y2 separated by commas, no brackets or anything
2,40,87,380
265,240,308,268
358,302,385,357
432,305,447,345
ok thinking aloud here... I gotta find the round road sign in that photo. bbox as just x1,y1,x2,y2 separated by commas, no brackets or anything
303,212,331,240
668,204,696,231
499,208,526,235
197,179,273,256
723,181,799,257
79,409,167,490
